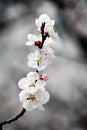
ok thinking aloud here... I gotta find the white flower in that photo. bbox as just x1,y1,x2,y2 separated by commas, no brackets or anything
18,72,46,93
35,14,55,31
28,49,50,71
19,89,50,111
35,14,58,42
40,37,57,59
26,34,42,46
45,26,59,41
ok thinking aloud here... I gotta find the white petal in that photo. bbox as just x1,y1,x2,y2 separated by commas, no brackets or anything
46,48,55,59
43,37,57,59
27,34,38,41
36,80,46,89
23,100,34,111
35,14,55,33
25,41,34,46
27,52,36,60
26,34,38,46
46,27,59,41
32,100,41,108
35,19,41,27
35,49,41,57
44,37,53,45
39,14,50,23
28,60,38,69
19,90,29,102
42,90,50,104
50,20,55,26
27,50,49,70
39,105,45,111
27,87,37,94
27,72,39,81
27,52,38,68
37,60,49,71
18,78,29,89
35,90,50,104
42,47,55,59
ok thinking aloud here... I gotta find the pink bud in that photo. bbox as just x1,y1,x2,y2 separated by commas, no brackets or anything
40,73,49,81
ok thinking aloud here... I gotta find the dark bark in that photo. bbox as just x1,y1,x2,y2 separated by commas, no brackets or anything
0,108,26,130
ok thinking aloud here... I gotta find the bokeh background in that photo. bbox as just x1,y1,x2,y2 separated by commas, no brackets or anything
0,0,87,130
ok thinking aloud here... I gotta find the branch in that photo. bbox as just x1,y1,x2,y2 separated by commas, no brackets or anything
0,108,26,129
38,22,47,49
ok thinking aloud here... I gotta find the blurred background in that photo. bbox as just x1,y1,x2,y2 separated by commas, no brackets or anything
0,0,87,130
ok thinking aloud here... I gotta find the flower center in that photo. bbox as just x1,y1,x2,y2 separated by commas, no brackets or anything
29,83,35,87
37,56,42,66
48,44,55,51
29,94,36,101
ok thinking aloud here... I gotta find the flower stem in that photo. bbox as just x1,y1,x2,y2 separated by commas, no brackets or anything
40,35,47,49
38,22,47,49
0,108,26,130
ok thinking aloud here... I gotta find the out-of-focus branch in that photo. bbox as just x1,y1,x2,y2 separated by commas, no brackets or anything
50,0,87,59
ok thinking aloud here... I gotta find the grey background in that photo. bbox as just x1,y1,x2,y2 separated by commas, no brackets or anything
0,0,87,130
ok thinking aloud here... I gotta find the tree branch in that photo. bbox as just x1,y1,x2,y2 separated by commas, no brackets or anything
0,108,26,129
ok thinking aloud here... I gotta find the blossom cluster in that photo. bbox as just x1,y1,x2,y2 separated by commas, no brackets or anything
18,14,59,111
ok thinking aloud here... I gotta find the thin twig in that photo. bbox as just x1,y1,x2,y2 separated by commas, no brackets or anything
0,108,26,130
38,22,47,49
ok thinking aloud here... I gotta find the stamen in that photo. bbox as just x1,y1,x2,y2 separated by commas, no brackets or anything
37,56,42,66
37,60,40,66
27,94,36,101
48,44,55,51
29,83,35,87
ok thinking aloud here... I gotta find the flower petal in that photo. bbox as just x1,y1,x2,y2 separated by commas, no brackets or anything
28,60,38,69
27,52,38,68
25,41,33,46
23,100,34,111
38,14,50,23
27,72,39,81
50,20,55,26
35,90,50,104
27,87,38,94
27,52,36,60
26,34,37,46
41,90,50,104
27,34,38,41
36,80,46,89
37,60,49,71
19,90,29,102
35,14,55,32
35,18,41,27
39,105,45,111
32,100,41,108
46,27,59,41
18,78,29,89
